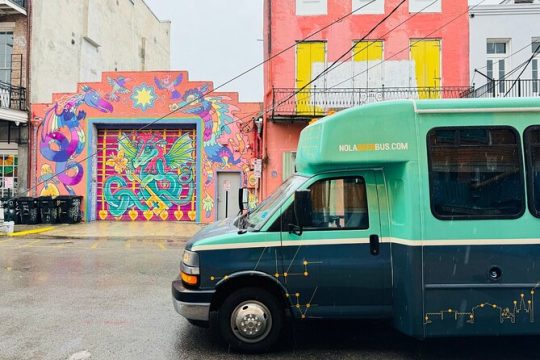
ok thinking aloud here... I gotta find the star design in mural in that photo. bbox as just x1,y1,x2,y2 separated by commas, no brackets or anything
131,83,157,111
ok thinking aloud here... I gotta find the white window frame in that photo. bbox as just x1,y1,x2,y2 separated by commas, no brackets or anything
282,151,297,181
486,39,510,94
409,0,441,13
296,0,328,16
352,0,384,14
532,38,540,94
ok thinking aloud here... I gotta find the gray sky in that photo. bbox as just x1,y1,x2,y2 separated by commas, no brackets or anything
144,0,264,103
144,0,507,103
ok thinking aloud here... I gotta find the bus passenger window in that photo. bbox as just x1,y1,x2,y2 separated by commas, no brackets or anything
309,177,369,230
524,126,540,217
428,127,525,219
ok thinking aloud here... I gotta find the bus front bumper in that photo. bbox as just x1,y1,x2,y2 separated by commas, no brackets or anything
172,279,215,322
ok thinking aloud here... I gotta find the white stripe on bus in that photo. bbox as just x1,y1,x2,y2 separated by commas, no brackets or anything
191,237,540,252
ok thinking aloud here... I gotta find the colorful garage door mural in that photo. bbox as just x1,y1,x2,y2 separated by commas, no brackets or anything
32,71,261,223
96,128,197,221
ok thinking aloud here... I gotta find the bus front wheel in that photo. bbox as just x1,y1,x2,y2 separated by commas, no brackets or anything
218,287,284,353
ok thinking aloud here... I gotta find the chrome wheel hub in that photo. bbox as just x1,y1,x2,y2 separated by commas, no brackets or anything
231,300,272,343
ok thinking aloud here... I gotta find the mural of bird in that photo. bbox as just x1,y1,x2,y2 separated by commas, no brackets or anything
154,73,183,99
107,76,131,101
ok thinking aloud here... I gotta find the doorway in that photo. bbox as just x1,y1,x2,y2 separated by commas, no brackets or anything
216,172,241,220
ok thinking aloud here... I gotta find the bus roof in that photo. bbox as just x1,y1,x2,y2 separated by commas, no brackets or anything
295,97,540,175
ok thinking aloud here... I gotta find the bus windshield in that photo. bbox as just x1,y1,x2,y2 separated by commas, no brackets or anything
242,175,307,230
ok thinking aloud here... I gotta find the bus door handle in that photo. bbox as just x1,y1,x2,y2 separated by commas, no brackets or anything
369,234,380,256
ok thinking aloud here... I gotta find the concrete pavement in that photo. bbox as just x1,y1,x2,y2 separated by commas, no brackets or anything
2,242,539,359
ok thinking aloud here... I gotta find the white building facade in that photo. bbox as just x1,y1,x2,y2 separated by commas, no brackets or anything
30,0,171,104
0,1,28,199
469,0,540,97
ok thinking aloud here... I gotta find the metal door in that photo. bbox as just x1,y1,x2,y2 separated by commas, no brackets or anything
216,172,241,220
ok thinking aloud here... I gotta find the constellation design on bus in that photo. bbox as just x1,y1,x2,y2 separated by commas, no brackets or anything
424,288,536,325
208,246,321,319
272,245,323,279
209,246,322,281
286,287,319,319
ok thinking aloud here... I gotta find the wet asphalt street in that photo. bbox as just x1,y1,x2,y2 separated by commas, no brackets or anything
0,236,538,360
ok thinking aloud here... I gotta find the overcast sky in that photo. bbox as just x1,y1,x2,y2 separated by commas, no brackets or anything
144,0,507,103
144,0,264,103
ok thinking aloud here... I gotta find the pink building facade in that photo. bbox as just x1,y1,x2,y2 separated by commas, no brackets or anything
262,0,470,196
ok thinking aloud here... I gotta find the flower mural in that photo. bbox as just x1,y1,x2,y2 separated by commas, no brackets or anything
106,150,129,174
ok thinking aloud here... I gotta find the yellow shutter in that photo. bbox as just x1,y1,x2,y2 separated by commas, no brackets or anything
296,41,326,115
353,41,383,62
410,40,441,99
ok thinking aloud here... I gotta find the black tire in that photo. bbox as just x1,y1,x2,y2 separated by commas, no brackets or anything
218,287,284,353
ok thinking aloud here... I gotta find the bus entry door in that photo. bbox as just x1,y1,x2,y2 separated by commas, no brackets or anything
280,171,391,318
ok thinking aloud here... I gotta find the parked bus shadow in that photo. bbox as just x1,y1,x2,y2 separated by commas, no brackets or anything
177,318,539,359
286,319,539,359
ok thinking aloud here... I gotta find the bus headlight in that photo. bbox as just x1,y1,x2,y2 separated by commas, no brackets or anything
180,250,200,287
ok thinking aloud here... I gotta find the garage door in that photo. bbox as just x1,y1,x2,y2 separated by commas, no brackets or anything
96,128,197,221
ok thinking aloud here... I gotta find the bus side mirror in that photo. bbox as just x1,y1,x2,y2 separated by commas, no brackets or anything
291,190,312,235
238,187,249,212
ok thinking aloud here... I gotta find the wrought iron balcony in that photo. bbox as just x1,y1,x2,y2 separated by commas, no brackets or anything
271,86,473,120
0,80,27,111
464,79,540,98
0,0,26,15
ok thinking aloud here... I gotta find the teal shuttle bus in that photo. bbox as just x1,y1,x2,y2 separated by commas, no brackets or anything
172,98,540,352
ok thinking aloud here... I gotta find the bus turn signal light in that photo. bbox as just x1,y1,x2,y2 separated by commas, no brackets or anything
181,272,199,286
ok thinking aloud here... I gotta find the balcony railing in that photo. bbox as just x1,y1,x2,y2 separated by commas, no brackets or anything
0,80,26,111
464,79,540,98
271,86,473,120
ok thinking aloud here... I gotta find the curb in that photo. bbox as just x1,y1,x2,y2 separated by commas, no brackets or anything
31,235,191,242
3,226,56,237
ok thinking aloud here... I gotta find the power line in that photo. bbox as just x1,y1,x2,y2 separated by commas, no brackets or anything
221,0,415,128
14,1,378,201
475,41,534,72
225,0,471,130
276,0,408,109
300,0,439,91
504,49,539,96
327,0,488,89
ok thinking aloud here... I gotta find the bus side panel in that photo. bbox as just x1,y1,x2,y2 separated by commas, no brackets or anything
391,243,425,338
423,244,540,336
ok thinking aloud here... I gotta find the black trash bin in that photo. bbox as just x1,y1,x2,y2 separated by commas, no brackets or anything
56,195,83,224
0,197,6,222
38,196,58,224
2,197,19,224
17,197,40,225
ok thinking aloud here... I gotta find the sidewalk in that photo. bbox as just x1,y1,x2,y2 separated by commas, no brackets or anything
2,221,202,241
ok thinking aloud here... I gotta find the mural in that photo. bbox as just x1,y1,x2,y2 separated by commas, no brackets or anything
155,74,183,100
39,86,113,195
106,76,130,102
33,71,261,223
172,85,253,217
